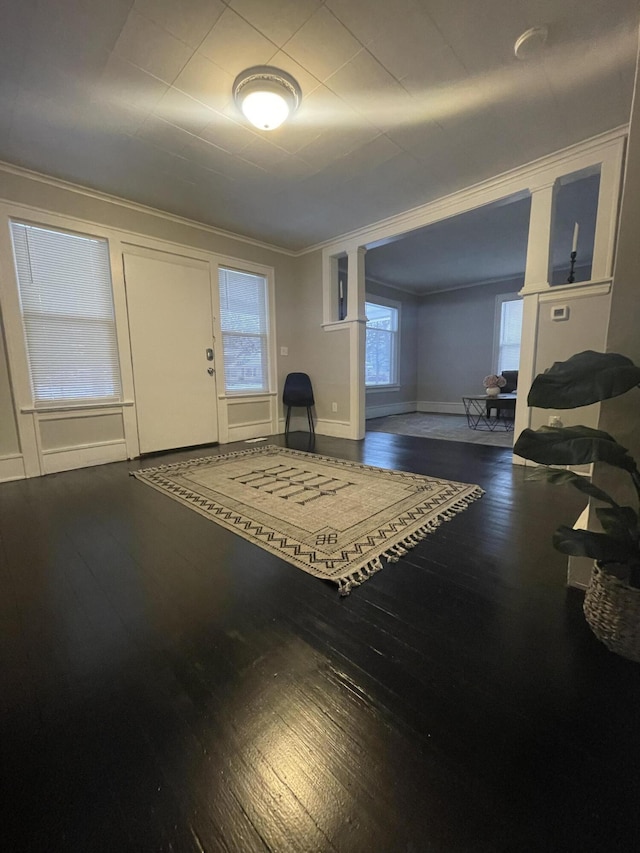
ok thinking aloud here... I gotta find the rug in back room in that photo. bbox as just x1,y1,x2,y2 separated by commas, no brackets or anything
367,412,514,448
132,445,483,595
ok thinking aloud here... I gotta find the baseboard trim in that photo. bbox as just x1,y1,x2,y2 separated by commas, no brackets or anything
0,453,26,482
365,400,417,419
41,440,127,474
417,401,466,415
278,416,352,439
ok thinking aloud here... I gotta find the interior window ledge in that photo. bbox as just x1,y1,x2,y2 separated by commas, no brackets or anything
22,400,134,414
218,392,278,400
520,278,612,298
366,385,401,393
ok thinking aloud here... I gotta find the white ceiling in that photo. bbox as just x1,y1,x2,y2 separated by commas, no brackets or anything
0,0,637,252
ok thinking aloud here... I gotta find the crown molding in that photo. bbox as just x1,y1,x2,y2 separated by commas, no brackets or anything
0,124,628,261
0,160,297,257
364,274,418,295
418,272,526,297
307,125,629,257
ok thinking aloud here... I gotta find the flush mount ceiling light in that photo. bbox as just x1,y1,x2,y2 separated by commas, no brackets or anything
514,25,548,60
233,66,302,131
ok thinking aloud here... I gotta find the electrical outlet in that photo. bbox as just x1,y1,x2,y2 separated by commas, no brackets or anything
280,346,288,356
331,402,338,413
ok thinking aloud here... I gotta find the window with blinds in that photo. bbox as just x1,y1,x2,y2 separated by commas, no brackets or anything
365,300,399,386
218,267,269,394
10,221,122,405
497,296,523,374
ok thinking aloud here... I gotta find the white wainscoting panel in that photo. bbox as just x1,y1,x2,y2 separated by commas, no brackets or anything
41,440,128,475
0,453,25,481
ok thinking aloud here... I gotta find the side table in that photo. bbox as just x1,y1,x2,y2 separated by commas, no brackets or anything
462,394,516,431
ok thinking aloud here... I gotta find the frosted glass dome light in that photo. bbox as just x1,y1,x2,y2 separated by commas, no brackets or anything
233,67,301,131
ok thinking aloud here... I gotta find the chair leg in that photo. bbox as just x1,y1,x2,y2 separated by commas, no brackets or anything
307,406,314,434
285,406,291,435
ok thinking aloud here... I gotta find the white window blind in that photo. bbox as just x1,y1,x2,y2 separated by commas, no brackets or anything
10,221,122,405
497,297,523,373
365,301,399,386
218,267,269,394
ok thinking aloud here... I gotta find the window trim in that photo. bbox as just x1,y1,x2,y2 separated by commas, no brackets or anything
493,292,523,375
365,294,401,389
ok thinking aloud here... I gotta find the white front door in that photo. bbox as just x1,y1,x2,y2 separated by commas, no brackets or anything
123,248,218,454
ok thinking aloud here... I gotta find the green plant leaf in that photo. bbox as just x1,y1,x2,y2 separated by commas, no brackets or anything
514,426,637,472
525,466,619,506
595,506,639,543
528,350,640,409
552,525,637,563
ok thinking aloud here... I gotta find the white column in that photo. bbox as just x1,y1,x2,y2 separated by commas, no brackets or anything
347,246,367,439
322,251,340,325
591,144,625,281
347,246,366,322
521,181,556,294
513,181,557,453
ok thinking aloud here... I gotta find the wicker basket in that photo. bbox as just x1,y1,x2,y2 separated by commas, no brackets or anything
584,563,640,662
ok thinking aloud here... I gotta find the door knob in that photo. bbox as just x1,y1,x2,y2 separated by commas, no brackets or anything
207,367,215,375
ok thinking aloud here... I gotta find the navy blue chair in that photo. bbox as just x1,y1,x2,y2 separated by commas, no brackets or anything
283,373,315,436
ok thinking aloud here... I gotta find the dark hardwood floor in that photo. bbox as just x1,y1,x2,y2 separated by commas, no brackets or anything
2,431,640,852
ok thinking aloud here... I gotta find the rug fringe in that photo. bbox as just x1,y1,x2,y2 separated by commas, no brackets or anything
338,486,484,596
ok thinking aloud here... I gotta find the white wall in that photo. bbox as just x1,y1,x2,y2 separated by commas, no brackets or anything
601,43,640,468
531,288,611,431
417,277,524,411
572,38,640,588
292,250,351,435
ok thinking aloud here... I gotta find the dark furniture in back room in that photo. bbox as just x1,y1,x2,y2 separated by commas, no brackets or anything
487,370,518,419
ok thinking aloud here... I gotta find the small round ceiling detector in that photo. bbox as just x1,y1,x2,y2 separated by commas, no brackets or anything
514,25,549,60
233,66,302,131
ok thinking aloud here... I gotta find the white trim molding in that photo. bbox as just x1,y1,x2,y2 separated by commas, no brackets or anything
536,279,612,302
278,416,352,439
316,127,628,255
0,160,295,257
417,401,466,416
365,400,417,419
226,420,274,443
40,439,127,475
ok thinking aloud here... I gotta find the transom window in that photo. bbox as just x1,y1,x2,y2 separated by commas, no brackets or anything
365,300,399,387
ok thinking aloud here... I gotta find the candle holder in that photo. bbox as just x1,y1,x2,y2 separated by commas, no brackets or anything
339,296,345,320
567,250,577,284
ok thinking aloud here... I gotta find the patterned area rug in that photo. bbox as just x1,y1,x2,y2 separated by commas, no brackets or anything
132,446,483,595
367,413,514,448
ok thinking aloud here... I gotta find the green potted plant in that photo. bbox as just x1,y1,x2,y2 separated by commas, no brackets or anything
513,350,640,661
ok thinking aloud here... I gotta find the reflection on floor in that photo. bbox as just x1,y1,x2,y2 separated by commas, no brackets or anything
366,411,514,448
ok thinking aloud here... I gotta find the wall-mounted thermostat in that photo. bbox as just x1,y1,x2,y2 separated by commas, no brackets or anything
551,305,569,321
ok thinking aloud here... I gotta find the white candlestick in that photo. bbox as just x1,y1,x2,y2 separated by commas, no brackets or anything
339,279,344,300
571,222,579,253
